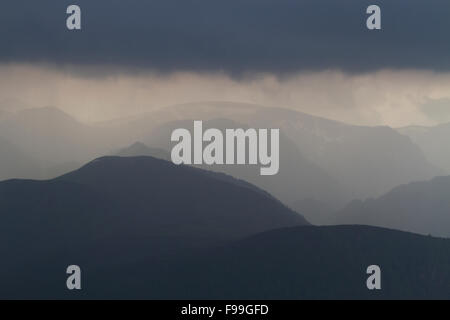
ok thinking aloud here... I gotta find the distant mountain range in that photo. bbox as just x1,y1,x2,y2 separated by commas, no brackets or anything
0,107,133,178
140,102,441,202
336,176,450,237
0,104,441,204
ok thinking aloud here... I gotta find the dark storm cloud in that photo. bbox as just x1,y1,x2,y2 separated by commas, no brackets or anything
1,0,449,74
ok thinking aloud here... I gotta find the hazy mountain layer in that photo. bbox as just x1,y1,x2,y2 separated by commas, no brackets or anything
398,123,450,174
337,176,450,237
151,102,441,202
0,107,130,174
0,137,40,180
146,118,346,210
0,104,441,207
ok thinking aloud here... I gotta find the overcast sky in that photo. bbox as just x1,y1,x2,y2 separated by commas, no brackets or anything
0,0,449,126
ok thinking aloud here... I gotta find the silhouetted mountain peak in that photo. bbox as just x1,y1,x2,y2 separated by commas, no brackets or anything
42,156,308,238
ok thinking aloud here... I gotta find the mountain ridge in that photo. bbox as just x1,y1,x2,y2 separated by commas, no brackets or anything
336,175,450,237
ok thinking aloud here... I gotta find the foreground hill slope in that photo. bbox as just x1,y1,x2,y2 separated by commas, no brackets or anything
2,224,449,299
157,225,450,299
